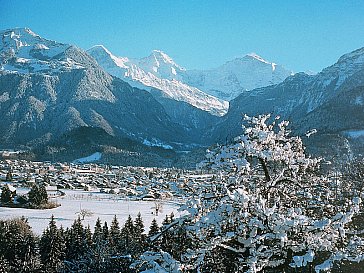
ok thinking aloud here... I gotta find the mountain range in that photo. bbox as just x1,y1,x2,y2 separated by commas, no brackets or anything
1,27,364,166
87,45,292,109
211,47,364,160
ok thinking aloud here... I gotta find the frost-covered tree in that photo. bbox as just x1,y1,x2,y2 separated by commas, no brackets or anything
178,114,364,272
132,250,183,273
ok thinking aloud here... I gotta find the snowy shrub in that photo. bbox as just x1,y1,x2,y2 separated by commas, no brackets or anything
132,250,183,273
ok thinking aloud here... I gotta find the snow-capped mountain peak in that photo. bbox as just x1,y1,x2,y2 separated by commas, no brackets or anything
88,45,293,111
0,27,87,74
1,27,61,52
87,46,228,116
3,27,39,42
87,45,129,69
150,49,178,66
245,52,270,64
89,44,113,56
182,53,293,101
137,49,185,80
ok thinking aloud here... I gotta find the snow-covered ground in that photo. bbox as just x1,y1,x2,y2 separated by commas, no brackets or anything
0,189,181,234
143,139,173,149
73,152,102,163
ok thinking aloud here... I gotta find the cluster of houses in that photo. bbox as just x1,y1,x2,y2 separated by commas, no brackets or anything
0,159,217,200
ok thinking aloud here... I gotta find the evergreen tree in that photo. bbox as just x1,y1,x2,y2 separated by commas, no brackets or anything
170,225,193,261
109,216,135,273
6,170,12,182
28,184,48,206
65,217,88,262
0,218,41,273
39,215,66,273
102,221,109,243
93,218,103,245
161,214,171,226
160,214,173,253
169,212,175,223
147,218,161,252
109,215,121,254
148,218,159,237
134,212,145,235
85,225,93,248
120,215,134,254
89,218,111,273
0,185,13,204
133,212,146,256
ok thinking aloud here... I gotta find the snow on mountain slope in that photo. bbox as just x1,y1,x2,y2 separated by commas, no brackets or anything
210,46,364,159
88,46,292,111
137,49,186,80
73,152,102,163
314,47,364,90
0,28,85,74
0,28,195,149
87,45,228,116
183,53,293,101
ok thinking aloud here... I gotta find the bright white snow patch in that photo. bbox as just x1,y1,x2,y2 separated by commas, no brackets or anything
0,92,10,102
247,52,270,64
73,152,102,163
143,139,173,150
34,43,49,50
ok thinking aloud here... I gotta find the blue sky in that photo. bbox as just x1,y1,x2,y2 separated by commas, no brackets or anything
1,0,364,72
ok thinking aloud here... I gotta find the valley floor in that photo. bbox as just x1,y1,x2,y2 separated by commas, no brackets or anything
0,189,181,234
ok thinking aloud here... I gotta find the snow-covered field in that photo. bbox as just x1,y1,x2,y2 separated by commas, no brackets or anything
0,189,181,234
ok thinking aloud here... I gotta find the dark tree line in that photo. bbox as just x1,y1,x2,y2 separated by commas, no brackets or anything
1,183,49,208
0,212,191,273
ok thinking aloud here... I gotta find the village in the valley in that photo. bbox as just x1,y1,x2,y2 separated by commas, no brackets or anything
0,155,215,200
0,150,217,234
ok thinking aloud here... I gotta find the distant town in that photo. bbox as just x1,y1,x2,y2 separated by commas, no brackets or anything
0,155,216,202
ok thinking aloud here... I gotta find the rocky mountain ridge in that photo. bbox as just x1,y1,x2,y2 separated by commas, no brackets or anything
87,45,292,114
0,28,199,165
2,27,364,165
211,45,364,160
